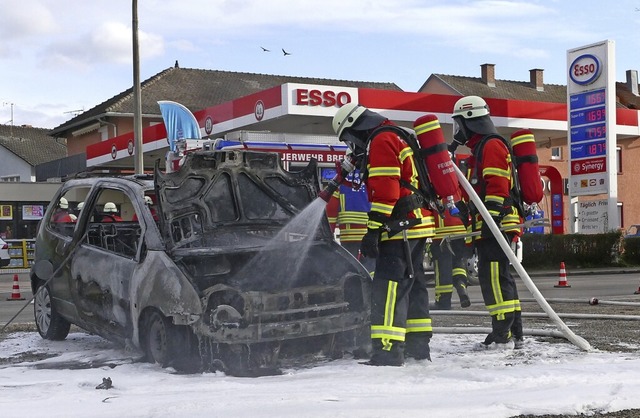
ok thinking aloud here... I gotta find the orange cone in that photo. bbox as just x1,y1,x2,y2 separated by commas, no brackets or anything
554,262,571,288
7,274,25,301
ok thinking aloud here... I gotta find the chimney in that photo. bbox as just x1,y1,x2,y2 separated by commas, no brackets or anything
627,70,639,96
529,69,544,91
481,64,495,87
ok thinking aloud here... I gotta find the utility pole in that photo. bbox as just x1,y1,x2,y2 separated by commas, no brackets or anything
132,0,144,174
3,102,14,137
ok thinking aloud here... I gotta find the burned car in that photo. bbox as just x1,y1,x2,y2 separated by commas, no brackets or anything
31,150,371,375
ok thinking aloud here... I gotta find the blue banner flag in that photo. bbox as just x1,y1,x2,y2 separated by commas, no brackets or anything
158,100,201,151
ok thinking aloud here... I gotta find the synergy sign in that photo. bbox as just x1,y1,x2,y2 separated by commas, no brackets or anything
566,40,618,232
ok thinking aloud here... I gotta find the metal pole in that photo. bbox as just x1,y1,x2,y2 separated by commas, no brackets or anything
132,0,144,174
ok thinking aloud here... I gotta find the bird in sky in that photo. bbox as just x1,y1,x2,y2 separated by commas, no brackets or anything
260,46,270,52
282,48,292,56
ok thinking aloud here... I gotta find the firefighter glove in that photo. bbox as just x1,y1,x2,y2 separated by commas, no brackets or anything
454,200,471,227
360,228,382,259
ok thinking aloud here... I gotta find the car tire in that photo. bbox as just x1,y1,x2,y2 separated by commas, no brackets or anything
34,283,71,341
144,310,179,367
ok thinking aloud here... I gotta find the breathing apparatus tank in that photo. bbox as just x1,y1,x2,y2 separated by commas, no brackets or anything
510,129,544,205
412,114,461,215
318,154,357,203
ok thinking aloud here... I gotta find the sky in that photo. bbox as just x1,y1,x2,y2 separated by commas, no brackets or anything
0,0,639,130
2,330,640,417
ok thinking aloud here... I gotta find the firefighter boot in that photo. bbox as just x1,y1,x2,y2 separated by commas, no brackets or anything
405,335,431,361
429,292,452,310
363,341,404,367
455,283,471,308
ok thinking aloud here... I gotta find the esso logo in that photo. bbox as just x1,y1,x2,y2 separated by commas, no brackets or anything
296,89,351,107
570,54,601,85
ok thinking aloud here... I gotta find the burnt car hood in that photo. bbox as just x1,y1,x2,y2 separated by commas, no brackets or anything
154,150,324,247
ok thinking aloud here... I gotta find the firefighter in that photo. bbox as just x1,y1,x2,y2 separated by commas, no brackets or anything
332,103,435,366
450,95,523,350
101,202,123,222
51,197,74,223
430,189,471,310
325,169,376,275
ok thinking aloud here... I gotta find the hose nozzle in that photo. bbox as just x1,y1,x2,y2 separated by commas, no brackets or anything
318,155,356,202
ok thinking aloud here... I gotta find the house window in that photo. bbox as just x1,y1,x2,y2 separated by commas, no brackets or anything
1,176,19,182
618,202,623,230
617,147,622,174
551,147,562,161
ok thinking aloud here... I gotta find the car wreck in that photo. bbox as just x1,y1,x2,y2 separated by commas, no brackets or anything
31,150,371,376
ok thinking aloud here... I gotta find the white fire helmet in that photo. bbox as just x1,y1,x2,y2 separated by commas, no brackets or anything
332,103,367,138
103,202,118,213
452,96,490,120
59,197,69,209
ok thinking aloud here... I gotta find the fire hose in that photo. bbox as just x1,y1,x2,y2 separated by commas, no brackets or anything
452,163,592,351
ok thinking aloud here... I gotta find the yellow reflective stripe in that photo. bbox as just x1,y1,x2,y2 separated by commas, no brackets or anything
483,167,510,179
327,216,337,223
399,147,413,162
370,326,406,341
368,167,401,177
434,225,467,238
339,230,367,242
435,284,454,294
511,133,534,147
452,267,467,277
370,202,394,215
337,212,369,224
489,261,503,319
485,194,504,204
486,299,521,316
414,119,440,136
385,281,397,328
406,318,432,333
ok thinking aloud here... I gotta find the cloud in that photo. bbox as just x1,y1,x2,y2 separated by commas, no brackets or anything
38,22,164,69
0,0,56,40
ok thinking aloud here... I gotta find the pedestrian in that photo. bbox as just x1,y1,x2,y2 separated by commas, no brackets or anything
325,169,376,275
430,189,471,310
450,95,524,350
332,103,435,366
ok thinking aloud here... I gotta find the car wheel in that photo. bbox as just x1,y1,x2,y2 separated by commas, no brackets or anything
144,311,177,367
34,283,71,340
143,310,202,372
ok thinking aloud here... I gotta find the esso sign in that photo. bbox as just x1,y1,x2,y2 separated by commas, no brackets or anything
296,89,351,107
570,54,601,85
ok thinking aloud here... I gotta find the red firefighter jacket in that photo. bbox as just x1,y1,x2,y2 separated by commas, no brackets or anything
365,122,434,241
464,134,522,238
326,172,371,243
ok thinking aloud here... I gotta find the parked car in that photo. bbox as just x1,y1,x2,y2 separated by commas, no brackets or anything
31,150,371,376
0,237,9,267
625,224,640,238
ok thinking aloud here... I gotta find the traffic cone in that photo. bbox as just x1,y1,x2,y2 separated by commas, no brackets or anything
7,274,25,301
554,262,571,288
